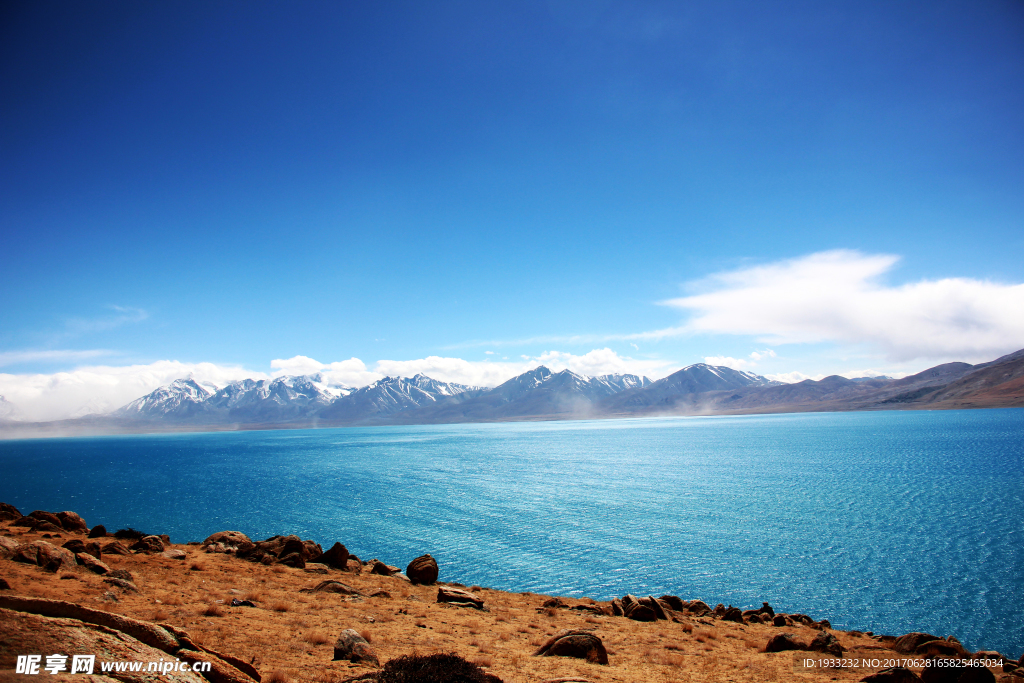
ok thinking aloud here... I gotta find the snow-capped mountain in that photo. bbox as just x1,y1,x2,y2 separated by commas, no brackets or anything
387,367,654,423
115,378,213,420
318,374,481,422
600,363,783,411
204,375,337,422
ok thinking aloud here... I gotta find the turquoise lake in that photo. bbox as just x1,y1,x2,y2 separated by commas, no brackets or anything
2,408,1022,656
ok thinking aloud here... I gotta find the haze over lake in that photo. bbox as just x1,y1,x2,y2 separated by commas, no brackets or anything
2,408,1021,656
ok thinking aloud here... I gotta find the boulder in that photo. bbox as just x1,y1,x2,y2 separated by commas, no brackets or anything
278,552,305,569
76,552,111,575
895,633,943,654
130,535,165,554
103,577,140,593
300,580,363,595
620,594,666,621
345,558,363,572
765,633,807,652
773,614,792,627
62,538,88,554
860,667,923,682
0,535,21,559
809,630,844,657
659,594,686,611
723,606,745,624
161,549,187,560
369,560,399,576
310,541,349,569
0,502,21,521
203,530,252,548
0,578,10,590
759,602,776,617
88,524,108,538
916,639,970,658
533,629,609,665
406,553,439,585
12,540,75,571
102,540,131,555
107,569,134,582
29,510,63,527
437,586,484,609
332,628,379,665
56,511,89,533
687,599,711,614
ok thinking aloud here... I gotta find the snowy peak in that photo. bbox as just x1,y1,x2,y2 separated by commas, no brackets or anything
319,373,479,421
116,378,213,418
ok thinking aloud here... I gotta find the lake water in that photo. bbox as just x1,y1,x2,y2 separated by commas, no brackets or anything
2,408,1022,656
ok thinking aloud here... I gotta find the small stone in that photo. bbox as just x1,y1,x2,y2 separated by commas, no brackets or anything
333,629,379,665
231,598,257,607
76,552,110,575
809,630,843,657
107,568,134,582
437,586,484,609
103,577,139,593
130,535,164,553
533,629,609,665
765,633,807,652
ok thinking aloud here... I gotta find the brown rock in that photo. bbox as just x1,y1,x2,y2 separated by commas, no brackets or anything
103,577,140,593
765,633,807,652
345,558,363,572
310,541,349,569
56,511,89,532
0,578,10,590
28,510,63,527
687,599,711,614
85,541,102,559
722,606,744,623
916,639,970,658
809,630,844,657
0,502,21,521
437,586,484,609
278,552,305,568
406,553,439,585
333,628,380,665
860,667,923,682
658,594,686,611
12,540,75,571
895,633,943,654
919,656,995,683
300,580,363,595
76,552,110,575
130,535,165,553
533,629,609,665
0,535,20,559
102,540,131,555
759,602,776,617
161,549,187,560
88,524,108,538
202,530,253,548
108,569,134,582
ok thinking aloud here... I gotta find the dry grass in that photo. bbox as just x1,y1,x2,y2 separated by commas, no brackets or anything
303,632,332,646
200,603,224,617
270,601,291,613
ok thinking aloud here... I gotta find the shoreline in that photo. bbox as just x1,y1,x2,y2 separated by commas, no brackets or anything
2,503,1021,683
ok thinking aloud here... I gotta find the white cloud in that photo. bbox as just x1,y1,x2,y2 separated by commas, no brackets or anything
0,360,265,422
764,370,826,383
662,250,1024,362
270,356,382,388
749,349,776,361
704,355,753,370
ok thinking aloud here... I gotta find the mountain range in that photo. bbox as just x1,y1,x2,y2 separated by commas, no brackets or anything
1,348,1022,436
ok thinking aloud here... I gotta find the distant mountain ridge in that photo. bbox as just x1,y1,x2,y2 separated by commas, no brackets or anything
2,349,1021,436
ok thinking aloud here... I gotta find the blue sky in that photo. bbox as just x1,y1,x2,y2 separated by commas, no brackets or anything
2,1,1023,419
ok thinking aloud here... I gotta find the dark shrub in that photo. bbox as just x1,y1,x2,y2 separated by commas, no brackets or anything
377,653,501,683
113,528,147,540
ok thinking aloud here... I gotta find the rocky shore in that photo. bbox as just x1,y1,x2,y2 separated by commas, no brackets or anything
1,503,1020,683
